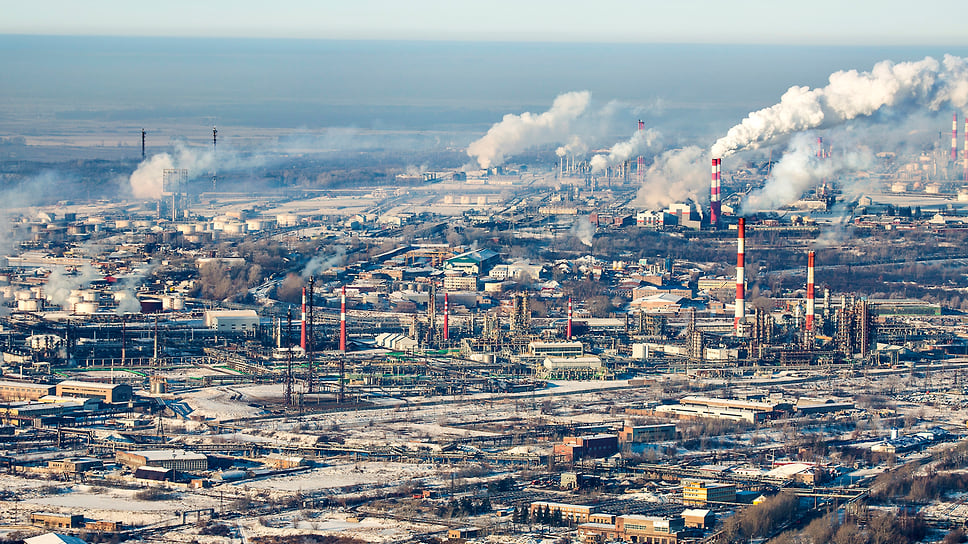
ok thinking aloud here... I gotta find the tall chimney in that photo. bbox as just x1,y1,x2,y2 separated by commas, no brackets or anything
735,217,745,335
340,285,347,353
953,113,959,162
141,128,146,161
637,120,645,183
443,292,449,341
817,137,823,159
710,158,721,225
567,297,573,340
806,251,815,332
300,287,307,351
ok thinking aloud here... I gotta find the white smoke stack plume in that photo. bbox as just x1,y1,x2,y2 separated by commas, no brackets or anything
467,91,591,169
711,55,968,158
632,146,708,210
741,133,874,212
590,126,661,173
555,135,588,158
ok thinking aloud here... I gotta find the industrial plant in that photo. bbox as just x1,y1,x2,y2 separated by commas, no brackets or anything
4,46,968,544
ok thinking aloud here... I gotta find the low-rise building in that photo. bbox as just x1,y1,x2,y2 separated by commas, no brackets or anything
30,512,84,529
619,423,676,443
55,380,132,404
554,434,619,462
116,449,208,471
682,479,736,506
529,501,597,523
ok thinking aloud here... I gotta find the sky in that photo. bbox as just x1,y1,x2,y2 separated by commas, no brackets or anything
2,0,967,45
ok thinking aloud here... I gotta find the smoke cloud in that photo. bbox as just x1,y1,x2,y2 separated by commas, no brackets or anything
711,55,968,158
632,146,709,210
556,135,588,158
128,142,267,199
467,91,591,169
302,246,347,278
590,127,661,173
572,217,595,247
742,134,874,212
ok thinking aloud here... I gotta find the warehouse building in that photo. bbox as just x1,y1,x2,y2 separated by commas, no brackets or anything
0,380,55,402
116,449,208,471
55,381,132,404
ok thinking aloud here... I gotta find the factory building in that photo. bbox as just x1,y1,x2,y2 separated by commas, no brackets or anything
0,380,55,402
30,512,84,529
618,423,676,443
554,434,619,462
579,514,685,544
682,479,736,506
204,309,260,334
116,449,209,471
55,380,132,404
529,501,597,523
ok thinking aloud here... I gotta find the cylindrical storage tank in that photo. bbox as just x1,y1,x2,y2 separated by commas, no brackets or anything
162,295,185,311
477,196,487,206
30,286,44,299
114,219,131,229
15,290,33,301
135,220,152,229
958,190,968,202
176,223,196,234
81,290,98,302
18,299,42,312
73,301,98,314
245,219,264,231
277,213,299,227
223,222,246,235
140,298,163,313
149,376,168,394
891,182,907,193
460,195,471,205
925,183,941,194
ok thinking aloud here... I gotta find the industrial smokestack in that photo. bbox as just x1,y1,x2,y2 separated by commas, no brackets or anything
806,251,815,332
735,217,746,335
443,292,449,341
567,297,573,340
637,120,645,183
953,113,959,162
300,287,307,351
710,158,721,225
816,137,823,159
141,128,146,161
340,285,347,353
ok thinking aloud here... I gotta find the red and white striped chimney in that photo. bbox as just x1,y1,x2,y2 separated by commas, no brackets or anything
806,251,815,332
817,137,823,159
443,292,449,341
953,113,959,162
567,297,573,340
710,158,721,225
300,287,307,351
963,115,967,182
735,217,745,334
339,286,347,353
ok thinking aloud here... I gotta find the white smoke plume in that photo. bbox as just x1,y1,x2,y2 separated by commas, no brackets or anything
632,146,709,210
742,134,874,212
572,217,595,247
467,91,591,169
590,127,662,173
712,55,968,158
44,266,101,310
302,246,347,278
128,142,266,199
556,135,588,158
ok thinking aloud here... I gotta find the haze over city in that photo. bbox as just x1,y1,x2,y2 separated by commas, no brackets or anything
3,4,968,544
